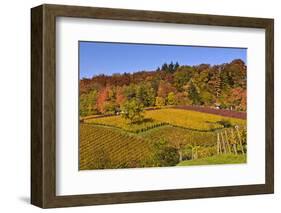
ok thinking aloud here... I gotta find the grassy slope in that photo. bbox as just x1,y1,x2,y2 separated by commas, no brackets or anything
177,154,246,166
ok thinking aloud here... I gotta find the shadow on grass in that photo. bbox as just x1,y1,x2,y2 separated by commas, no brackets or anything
130,118,154,125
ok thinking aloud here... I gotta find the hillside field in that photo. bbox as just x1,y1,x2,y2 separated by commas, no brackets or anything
79,108,247,170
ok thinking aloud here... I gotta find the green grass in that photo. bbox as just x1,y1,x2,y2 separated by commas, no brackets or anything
177,154,246,166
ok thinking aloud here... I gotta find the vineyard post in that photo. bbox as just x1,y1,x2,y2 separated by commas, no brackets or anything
178,150,183,162
224,130,231,154
220,132,227,154
195,146,200,160
191,148,193,160
194,147,197,160
189,145,194,160
235,126,245,155
217,133,221,155
231,129,238,155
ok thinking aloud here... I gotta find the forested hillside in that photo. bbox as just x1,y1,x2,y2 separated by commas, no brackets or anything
80,59,246,117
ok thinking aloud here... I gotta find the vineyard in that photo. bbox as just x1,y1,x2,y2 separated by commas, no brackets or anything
80,108,247,170
84,115,166,133
145,108,245,131
79,124,155,170
85,108,246,132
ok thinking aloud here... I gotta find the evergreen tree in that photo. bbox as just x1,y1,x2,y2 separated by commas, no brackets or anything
188,81,201,105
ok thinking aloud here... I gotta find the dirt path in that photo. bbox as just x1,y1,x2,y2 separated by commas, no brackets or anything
81,114,114,121
172,105,246,120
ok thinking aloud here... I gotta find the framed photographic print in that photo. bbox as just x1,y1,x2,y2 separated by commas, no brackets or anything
31,4,274,208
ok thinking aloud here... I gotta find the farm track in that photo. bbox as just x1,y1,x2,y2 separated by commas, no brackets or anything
172,105,246,120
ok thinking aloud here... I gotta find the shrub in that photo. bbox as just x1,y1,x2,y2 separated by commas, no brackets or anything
155,96,166,107
217,119,232,128
152,139,179,166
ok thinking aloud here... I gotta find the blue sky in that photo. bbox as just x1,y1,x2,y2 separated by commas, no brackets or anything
79,41,247,79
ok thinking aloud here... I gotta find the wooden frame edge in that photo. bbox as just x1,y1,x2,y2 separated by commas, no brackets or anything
31,5,44,207
265,19,274,194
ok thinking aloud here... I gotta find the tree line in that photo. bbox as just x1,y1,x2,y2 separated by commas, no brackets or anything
80,59,246,117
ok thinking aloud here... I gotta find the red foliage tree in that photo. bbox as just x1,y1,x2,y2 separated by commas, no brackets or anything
116,86,126,106
157,81,176,98
97,87,109,113
227,87,246,111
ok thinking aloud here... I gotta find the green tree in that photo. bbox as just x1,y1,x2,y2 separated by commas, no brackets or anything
123,84,137,99
152,139,179,167
174,62,179,70
79,90,98,116
188,81,201,105
103,101,118,115
136,83,155,107
155,96,166,107
168,62,174,72
173,70,191,91
200,90,214,106
167,92,176,105
161,63,168,72
121,98,145,123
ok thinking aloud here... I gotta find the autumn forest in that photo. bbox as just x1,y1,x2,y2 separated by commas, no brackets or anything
80,59,247,117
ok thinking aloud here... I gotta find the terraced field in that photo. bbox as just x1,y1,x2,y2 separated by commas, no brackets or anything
140,125,217,147
139,126,218,160
85,108,246,132
84,116,166,133
146,108,245,130
80,108,247,170
79,124,155,170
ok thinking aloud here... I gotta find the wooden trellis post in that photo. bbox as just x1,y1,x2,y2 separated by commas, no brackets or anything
220,132,227,154
235,126,245,155
217,133,221,155
231,128,238,155
224,130,231,154
194,146,199,160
